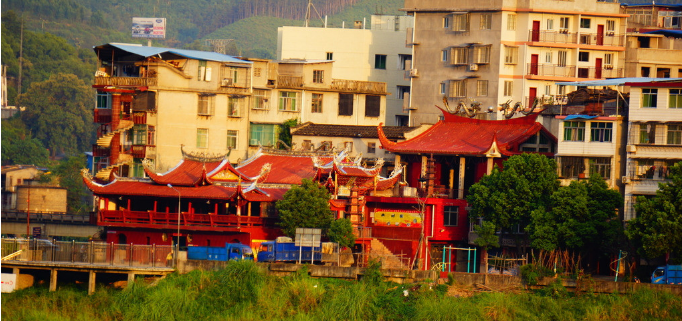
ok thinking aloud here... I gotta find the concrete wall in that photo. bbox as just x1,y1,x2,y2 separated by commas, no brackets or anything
15,186,67,213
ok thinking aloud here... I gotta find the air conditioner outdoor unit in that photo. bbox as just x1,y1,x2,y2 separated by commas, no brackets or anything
221,78,233,86
626,145,637,152
606,32,615,36
409,69,419,77
469,64,478,71
622,176,631,184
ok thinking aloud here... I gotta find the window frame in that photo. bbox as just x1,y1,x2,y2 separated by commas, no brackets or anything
364,95,381,117
367,142,376,154
564,121,586,141
338,93,354,116
312,70,324,83
226,130,238,149
480,13,492,30
667,124,682,145
311,93,323,113
504,81,513,97
642,88,658,108
197,94,215,116
669,89,682,108
252,89,268,110
473,45,491,64
589,157,611,179
196,128,209,149
453,13,470,32
227,97,241,117
590,122,613,142
451,47,468,65
449,80,467,98
249,123,277,147
443,206,459,226
580,18,591,29
476,80,488,97
278,91,299,112
504,46,518,64
96,92,111,109
374,54,387,69
578,51,590,62
507,14,516,31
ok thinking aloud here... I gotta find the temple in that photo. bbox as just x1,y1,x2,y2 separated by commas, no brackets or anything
83,109,556,270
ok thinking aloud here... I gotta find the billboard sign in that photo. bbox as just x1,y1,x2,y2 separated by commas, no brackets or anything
132,17,166,38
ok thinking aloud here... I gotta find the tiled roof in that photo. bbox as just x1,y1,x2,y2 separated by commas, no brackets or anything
292,122,418,139
145,159,224,187
379,111,554,156
236,152,326,185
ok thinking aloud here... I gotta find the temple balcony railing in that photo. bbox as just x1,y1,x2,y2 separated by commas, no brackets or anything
94,108,112,123
98,210,279,230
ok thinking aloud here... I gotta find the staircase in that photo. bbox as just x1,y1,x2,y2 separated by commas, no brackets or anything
95,154,134,180
369,238,409,270
96,120,134,147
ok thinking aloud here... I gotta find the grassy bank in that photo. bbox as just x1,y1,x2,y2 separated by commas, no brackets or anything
2,261,681,321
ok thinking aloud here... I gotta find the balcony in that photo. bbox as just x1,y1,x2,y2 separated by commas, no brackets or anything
576,66,624,79
92,144,111,157
331,79,387,95
98,209,278,231
528,30,578,44
577,33,625,47
274,75,304,88
94,108,112,123
527,64,576,77
132,112,147,125
129,145,148,159
94,76,157,87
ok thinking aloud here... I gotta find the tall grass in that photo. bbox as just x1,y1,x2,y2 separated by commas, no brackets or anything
3,261,682,321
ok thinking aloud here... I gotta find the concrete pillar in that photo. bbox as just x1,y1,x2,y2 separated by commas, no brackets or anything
487,157,494,175
13,268,19,275
127,273,135,288
458,157,466,199
88,271,96,295
49,269,58,292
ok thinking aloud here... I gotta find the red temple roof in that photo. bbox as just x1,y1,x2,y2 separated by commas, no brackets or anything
144,159,223,187
378,110,553,156
236,150,331,185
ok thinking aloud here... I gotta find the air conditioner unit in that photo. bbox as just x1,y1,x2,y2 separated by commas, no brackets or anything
626,145,637,152
409,69,419,77
250,139,259,145
606,31,615,36
221,78,233,86
469,64,478,71
622,176,631,184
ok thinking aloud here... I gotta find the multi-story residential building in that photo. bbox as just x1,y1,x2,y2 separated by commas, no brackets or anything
554,114,625,189
403,0,627,125
625,32,682,78
91,44,388,180
277,15,414,126
622,79,682,221
622,2,682,32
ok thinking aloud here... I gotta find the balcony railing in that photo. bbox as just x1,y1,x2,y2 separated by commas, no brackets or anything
98,210,278,230
92,144,111,157
331,79,387,94
130,145,147,158
576,67,624,79
276,75,304,88
132,112,147,124
527,64,576,77
528,30,578,44
94,108,112,123
94,76,158,87
578,33,625,47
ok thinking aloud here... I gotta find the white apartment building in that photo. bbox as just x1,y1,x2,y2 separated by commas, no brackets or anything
278,15,414,126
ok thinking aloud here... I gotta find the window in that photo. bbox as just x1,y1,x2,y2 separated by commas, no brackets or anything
326,52,333,60
560,17,569,32
365,95,381,117
147,126,155,145
642,89,658,108
668,124,682,144
451,47,468,64
636,159,655,178
227,130,238,149
312,70,324,83
477,80,488,97
504,46,518,64
504,81,513,97
558,51,567,67
559,156,585,178
311,93,323,113
669,89,682,108
545,52,553,64
564,121,585,141
443,16,450,29
547,19,554,30
473,45,491,64
507,14,516,30
440,83,447,95
545,85,552,96
397,86,410,99
639,123,656,144
132,124,147,145
453,13,469,32
196,128,208,148
367,142,376,154
604,53,613,67
520,132,551,152
606,20,615,32
589,157,611,179
252,89,268,110
590,122,613,142
302,140,312,151
578,52,590,62
480,13,492,30
375,54,387,69
449,80,466,98
441,49,449,62
399,54,412,70
198,60,207,79
278,91,298,111
254,68,262,77
641,67,651,77
580,18,591,29
343,141,353,152
443,206,459,226
197,94,215,115
96,92,111,109
227,97,241,117
338,93,354,116
250,123,277,146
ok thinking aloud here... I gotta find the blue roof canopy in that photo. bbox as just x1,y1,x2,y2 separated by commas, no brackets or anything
555,78,682,87
94,43,251,64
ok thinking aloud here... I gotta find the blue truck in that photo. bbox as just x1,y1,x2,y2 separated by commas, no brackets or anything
187,243,254,262
651,265,682,285
257,237,336,263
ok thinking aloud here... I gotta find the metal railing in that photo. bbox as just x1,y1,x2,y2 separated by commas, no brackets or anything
1,238,175,268
94,76,157,87
1,211,93,224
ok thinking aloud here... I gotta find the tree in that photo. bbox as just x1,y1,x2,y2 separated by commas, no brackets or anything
473,221,500,273
626,162,682,260
327,218,356,248
40,155,90,214
276,178,333,238
1,117,50,166
467,153,560,250
277,118,298,150
19,73,95,157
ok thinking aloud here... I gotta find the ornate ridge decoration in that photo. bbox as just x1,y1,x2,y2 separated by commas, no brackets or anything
81,168,94,182
180,144,230,162
385,162,403,179
254,163,272,183
263,146,335,157
141,158,156,172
